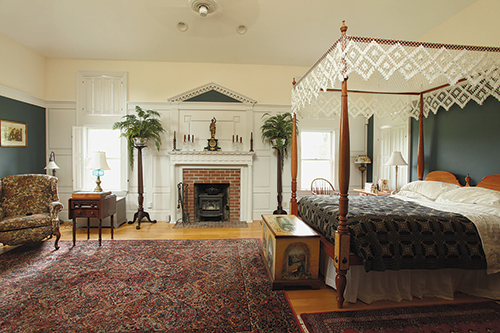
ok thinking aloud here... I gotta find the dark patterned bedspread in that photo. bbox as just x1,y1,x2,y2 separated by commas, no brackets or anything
298,195,487,272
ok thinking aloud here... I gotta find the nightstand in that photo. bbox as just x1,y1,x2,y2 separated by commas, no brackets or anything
353,189,391,197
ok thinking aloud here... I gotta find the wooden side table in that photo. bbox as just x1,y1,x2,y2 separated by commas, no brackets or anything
353,189,391,196
69,192,117,246
261,214,321,290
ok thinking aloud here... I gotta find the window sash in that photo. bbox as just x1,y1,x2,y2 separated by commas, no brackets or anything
299,130,335,190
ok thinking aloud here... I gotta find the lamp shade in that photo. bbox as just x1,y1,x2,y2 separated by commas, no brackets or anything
44,161,60,170
354,155,371,164
385,151,408,166
87,151,111,170
44,151,60,170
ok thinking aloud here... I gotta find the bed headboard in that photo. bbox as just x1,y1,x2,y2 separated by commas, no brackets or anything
424,171,464,186
477,174,500,191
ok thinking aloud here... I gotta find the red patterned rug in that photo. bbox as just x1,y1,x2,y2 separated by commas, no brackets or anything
300,301,500,333
0,239,301,332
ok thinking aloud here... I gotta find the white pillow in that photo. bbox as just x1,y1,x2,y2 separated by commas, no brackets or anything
436,187,500,207
395,190,434,201
398,181,461,201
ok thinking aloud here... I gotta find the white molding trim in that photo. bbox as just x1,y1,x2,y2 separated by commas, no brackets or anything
46,100,77,109
0,84,46,108
168,82,257,105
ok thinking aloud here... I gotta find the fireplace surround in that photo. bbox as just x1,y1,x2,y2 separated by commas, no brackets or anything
168,151,255,222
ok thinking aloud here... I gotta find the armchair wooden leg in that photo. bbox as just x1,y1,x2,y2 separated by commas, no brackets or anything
53,227,61,250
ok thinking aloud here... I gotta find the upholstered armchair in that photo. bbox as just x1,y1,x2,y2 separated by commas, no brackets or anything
0,174,64,250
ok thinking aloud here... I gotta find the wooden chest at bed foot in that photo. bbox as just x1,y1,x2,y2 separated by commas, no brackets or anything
261,214,321,290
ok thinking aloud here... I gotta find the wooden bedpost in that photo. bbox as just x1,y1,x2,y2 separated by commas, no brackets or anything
334,20,351,309
418,93,424,180
290,111,298,215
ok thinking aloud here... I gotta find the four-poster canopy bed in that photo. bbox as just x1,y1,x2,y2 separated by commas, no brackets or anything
289,21,500,307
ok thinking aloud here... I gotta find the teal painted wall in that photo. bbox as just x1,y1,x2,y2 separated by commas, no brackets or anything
410,96,500,186
0,95,46,178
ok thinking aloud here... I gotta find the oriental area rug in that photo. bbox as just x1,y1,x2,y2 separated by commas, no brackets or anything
300,301,500,333
0,239,300,333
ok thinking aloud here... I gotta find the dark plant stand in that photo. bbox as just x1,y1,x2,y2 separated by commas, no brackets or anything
128,143,157,229
273,146,287,215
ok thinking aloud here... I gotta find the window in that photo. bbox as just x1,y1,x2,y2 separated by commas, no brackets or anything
73,127,128,194
73,71,128,194
77,71,127,116
300,131,335,190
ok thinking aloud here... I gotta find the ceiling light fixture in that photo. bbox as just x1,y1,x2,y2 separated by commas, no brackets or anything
236,25,247,35
198,5,208,17
177,22,188,32
189,0,218,17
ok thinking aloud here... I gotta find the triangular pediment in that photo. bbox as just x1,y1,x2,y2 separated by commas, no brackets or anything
168,82,256,104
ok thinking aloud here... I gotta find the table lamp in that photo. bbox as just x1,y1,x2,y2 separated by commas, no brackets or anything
87,151,111,192
385,151,407,194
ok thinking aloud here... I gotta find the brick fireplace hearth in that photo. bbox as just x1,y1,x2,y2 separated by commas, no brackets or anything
183,168,240,221
168,151,255,222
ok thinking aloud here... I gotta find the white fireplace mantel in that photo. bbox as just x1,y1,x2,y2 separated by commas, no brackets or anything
167,151,255,222
168,151,255,166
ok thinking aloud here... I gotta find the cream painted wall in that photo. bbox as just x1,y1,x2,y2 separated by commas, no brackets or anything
0,33,46,99
46,59,308,105
418,0,500,47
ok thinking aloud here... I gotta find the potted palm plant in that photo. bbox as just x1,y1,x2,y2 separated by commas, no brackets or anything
260,112,297,166
260,112,298,214
112,106,166,169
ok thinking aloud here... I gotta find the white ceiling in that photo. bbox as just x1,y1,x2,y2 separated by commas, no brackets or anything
0,0,480,67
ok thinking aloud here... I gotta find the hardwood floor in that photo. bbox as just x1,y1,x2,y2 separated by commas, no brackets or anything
4,219,487,315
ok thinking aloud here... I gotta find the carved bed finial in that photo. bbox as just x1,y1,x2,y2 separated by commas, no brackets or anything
340,20,348,34
465,173,471,187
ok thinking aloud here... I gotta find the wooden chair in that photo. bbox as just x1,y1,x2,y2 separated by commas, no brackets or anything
311,178,339,195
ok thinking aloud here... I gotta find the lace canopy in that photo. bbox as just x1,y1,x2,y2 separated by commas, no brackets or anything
292,28,500,119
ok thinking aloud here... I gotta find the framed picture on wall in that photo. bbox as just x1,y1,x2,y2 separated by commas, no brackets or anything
1,120,27,147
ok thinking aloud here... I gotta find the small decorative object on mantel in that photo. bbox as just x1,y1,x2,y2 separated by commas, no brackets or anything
172,131,179,151
184,134,195,151
232,135,243,151
250,132,254,152
204,117,221,151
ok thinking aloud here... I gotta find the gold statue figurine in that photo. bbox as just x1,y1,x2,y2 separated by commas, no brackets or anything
205,117,221,151
210,117,216,138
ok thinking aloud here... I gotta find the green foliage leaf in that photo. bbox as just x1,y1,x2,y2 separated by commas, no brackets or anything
112,106,166,169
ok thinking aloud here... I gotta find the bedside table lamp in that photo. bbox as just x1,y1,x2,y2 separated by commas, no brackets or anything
354,155,371,189
87,151,111,192
385,151,407,194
